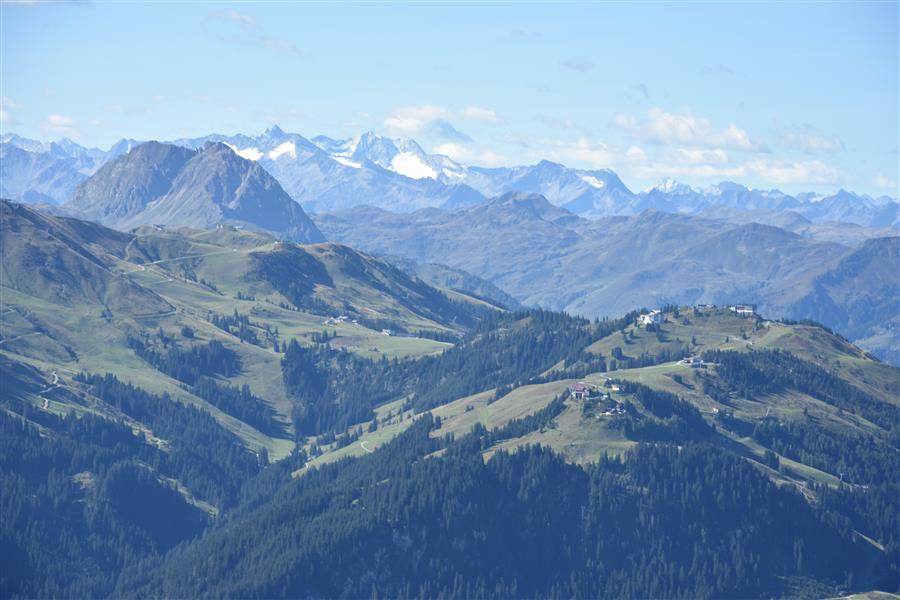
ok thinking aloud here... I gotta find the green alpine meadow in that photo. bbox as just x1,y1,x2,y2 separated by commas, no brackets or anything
1,2,898,599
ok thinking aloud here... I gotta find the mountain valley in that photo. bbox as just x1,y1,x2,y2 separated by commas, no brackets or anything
2,200,899,598
5,4,900,599
315,193,900,364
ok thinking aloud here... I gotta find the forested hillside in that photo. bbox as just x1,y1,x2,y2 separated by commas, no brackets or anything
2,203,899,599
118,416,896,599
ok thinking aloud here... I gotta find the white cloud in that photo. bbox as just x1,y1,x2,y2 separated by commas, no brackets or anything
873,174,898,191
432,142,506,167
782,132,844,153
627,156,842,186
220,9,257,28
463,106,503,124
384,105,470,142
615,108,765,152
385,105,450,135
539,137,615,169
744,159,841,185
0,98,22,125
477,151,506,167
626,146,647,161
630,163,748,181
668,148,729,164
432,143,468,160
41,114,79,137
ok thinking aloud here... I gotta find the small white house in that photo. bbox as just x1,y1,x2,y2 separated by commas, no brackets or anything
638,310,663,326
729,304,757,317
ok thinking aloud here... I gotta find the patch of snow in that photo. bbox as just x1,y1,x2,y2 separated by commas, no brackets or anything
331,155,362,169
343,137,359,157
268,141,296,160
389,152,437,180
438,157,467,179
226,144,262,161
581,175,607,189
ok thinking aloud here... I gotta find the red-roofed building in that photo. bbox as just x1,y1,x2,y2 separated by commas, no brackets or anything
570,382,593,400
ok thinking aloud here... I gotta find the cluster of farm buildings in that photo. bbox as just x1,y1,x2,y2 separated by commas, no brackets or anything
569,382,626,416
323,314,357,326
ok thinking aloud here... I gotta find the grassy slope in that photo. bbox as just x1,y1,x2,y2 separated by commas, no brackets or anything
307,308,897,493
1,222,480,469
3,205,894,494
754,322,899,405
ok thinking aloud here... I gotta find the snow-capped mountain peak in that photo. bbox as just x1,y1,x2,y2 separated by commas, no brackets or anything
648,178,694,194
336,130,467,183
1,127,896,228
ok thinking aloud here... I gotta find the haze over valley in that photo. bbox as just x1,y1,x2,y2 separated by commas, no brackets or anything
1,2,898,599
4,127,898,363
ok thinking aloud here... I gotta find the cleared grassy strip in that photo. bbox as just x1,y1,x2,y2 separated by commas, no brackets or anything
297,415,418,473
304,381,571,471
432,382,568,439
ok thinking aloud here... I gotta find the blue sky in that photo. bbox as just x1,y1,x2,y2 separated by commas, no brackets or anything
2,1,897,195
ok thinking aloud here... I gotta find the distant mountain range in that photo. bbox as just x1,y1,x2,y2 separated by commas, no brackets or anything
3,128,897,361
314,192,900,364
64,141,324,243
0,133,138,204
2,129,897,227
